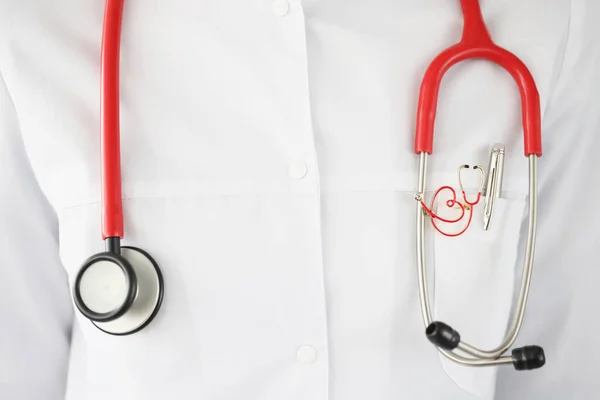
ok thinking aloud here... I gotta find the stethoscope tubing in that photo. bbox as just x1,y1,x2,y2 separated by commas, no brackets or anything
413,0,542,158
101,0,125,240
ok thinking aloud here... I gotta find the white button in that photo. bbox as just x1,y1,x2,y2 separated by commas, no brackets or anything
296,345,318,364
271,0,290,17
288,161,308,179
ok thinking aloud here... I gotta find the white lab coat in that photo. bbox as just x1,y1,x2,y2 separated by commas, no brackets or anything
0,0,598,399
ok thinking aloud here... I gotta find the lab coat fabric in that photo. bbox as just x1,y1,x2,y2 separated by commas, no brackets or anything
0,0,599,399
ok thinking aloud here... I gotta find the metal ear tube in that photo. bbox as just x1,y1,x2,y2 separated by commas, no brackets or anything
416,153,545,370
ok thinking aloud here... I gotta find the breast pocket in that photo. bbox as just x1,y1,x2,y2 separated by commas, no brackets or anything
431,188,527,396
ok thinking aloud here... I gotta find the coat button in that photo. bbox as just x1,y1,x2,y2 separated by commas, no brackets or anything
288,161,308,179
271,0,290,17
296,345,318,364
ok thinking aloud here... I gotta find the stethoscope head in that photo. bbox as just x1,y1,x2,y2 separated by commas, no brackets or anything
73,251,138,322
73,241,164,335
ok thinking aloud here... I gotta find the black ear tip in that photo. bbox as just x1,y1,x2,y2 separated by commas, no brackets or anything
426,321,461,350
512,345,546,370
425,322,438,336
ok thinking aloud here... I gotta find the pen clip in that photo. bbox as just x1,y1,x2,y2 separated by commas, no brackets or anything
483,144,505,230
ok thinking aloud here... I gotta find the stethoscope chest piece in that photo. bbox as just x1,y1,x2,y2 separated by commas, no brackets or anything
73,246,164,335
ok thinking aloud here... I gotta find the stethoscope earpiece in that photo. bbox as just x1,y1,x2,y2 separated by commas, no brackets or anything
511,345,546,371
425,322,546,371
425,321,460,351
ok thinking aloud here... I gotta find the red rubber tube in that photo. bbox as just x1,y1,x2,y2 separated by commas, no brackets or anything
101,0,125,239
414,0,542,157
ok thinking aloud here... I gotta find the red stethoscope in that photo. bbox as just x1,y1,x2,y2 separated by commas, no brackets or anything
73,0,545,371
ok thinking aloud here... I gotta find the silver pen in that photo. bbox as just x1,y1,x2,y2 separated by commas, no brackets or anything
483,144,505,230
